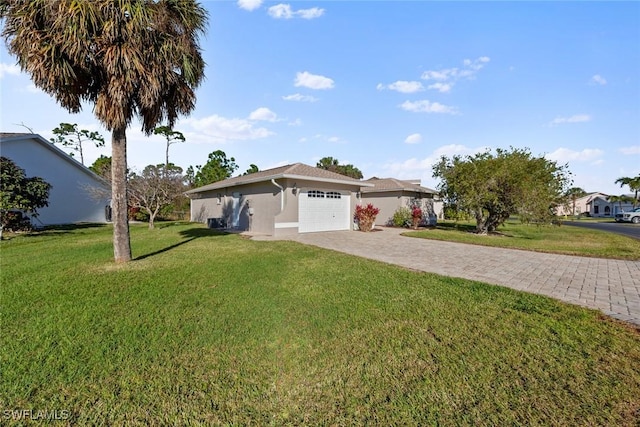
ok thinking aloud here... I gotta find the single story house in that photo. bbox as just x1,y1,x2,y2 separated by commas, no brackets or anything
361,177,439,226
186,163,374,236
0,132,111,226
586,193,637,218
556,192,607,217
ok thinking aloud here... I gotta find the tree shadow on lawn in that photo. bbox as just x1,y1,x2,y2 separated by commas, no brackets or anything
134,226,229,261
3,222,108,240
436,222,516,237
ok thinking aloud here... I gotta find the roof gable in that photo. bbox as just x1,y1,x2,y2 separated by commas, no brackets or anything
361,177,436,194
186,162,372,194
0,133,109,186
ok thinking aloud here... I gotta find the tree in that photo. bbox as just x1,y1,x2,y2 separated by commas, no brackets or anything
433,147,571,234
192,150,238,187
0,157,51,239
316,156,363,179
243,164,259,175
153,126,186,169
564,187,587,216
1,1,208,262
608,194,635,212
615,175,640,208
50,123,105,165
89,155,112,181
128,164,186,229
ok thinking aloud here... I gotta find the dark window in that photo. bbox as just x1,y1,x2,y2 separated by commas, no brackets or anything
326,191,341,199
308,190,325,198
594,205,599,214
604,206,610,215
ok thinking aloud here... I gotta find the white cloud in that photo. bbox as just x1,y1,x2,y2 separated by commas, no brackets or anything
427,82,452,93
404,133,422,144
0,62,20,78
268,3,293,18
399,100,458,114
421,56,490,92
421,68,457,81
550,114,591,125
296,7,325,19
619,145,640,155
182,114,274,143
327,136,341,143
288,118,303,126
248,107,277,122
268,4,324,19
590,74,607,85
282,93,318,102
377,80,424,93
237,0,262,11
294,71,334,90
546,148,604,163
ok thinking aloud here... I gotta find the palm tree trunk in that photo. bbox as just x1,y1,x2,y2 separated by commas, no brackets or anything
111,126,132,262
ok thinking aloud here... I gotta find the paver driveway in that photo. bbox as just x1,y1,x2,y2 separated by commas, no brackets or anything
260,227,640,327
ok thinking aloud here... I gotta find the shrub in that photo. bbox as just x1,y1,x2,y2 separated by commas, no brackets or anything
391,207,412,228
355,203,380,232
411,206,423,228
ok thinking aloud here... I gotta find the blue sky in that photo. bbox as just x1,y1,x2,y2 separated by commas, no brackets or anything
1,1,639,194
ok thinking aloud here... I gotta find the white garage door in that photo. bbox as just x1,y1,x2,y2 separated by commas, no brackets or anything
299,190,351,233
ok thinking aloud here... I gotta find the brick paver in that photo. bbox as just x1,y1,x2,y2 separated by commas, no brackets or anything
255,227,640,327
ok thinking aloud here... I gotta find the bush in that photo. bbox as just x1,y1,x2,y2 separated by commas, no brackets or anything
391,207,412,228
2,211,32,233
411,206,423,228
355,203,380,232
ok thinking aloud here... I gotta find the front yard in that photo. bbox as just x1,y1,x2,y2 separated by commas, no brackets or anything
1,223,639,425
405,219,640,260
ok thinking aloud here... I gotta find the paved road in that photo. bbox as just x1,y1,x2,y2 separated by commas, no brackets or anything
255,227,640,327
565,220,640,240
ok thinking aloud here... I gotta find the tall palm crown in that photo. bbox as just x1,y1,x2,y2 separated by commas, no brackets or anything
1,0,207,133
1,0,207,262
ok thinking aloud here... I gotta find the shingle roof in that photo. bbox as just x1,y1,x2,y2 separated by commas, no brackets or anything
0,132,34,139
361,177,437,194
185,162,372,194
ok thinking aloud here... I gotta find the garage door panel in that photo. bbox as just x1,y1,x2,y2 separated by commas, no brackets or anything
299,190,350,233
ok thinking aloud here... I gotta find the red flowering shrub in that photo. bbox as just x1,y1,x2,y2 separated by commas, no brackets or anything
411,206,423,219
355,203,380,232
411,206,423,228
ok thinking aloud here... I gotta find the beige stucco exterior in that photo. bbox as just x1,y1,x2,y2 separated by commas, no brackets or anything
363,191,436,226
187,165,367,236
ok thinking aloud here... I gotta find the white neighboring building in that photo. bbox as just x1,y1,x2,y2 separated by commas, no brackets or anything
0,132,111,226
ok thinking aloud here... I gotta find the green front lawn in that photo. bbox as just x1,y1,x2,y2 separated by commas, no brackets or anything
405,220,640,260
1,223,639,425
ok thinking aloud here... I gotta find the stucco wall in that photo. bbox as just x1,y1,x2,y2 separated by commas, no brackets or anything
190,181,282,234
1,136,110,226
363,192,437,226
190,178,362,235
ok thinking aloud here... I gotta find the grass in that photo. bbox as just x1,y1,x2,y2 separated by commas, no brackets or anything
405,219,640,260
1,222,639,425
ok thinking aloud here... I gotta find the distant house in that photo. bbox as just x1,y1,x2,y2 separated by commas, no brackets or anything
0,133,111,226
586,193,637,218
360,177,439,226
556,192,608,217
186,163,373,236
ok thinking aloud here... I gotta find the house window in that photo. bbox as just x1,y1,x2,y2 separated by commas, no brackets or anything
594,205,599,214
216,193,222,205
308,190,325,198
604,206,610,215
326,191,341,199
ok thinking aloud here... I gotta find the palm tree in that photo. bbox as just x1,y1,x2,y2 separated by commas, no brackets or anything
615,175,640,208
608,195,634,215
564,187,587,216
1,1,207,262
